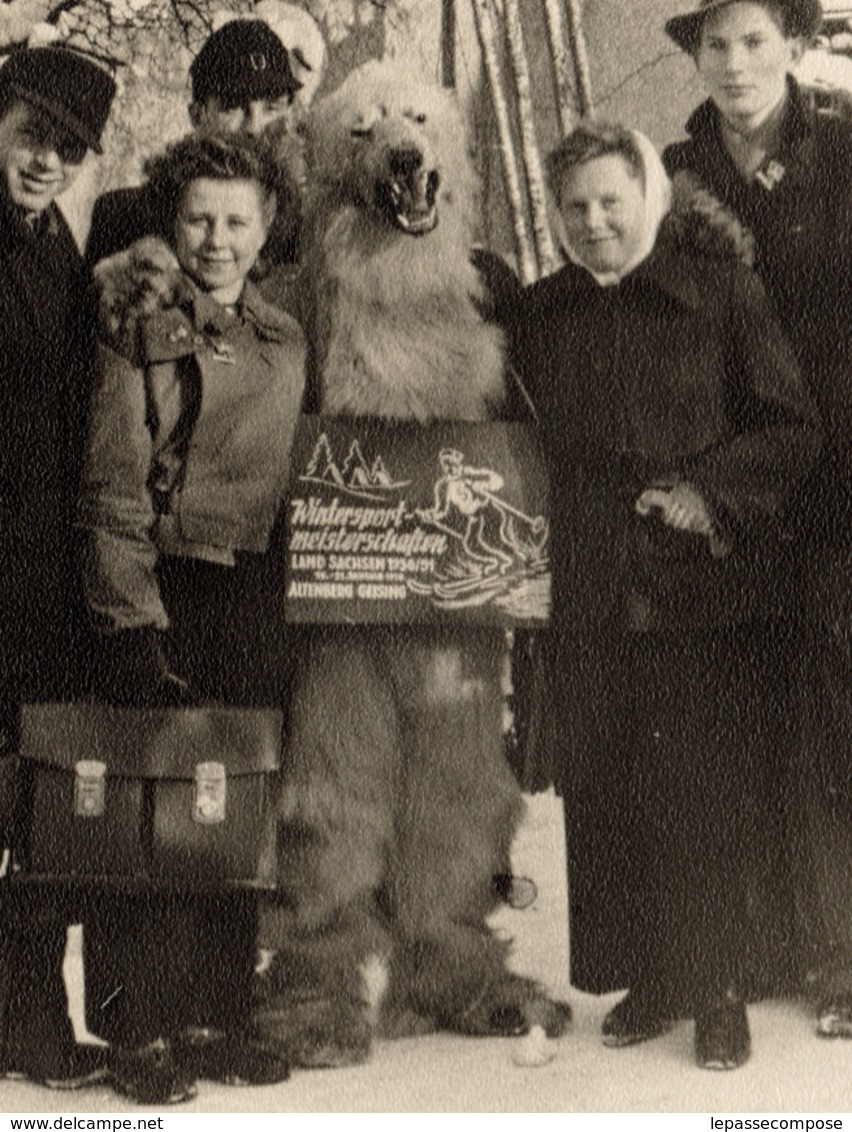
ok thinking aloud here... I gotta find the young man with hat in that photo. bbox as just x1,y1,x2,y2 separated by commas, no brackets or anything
658,0,852,1048
0,44,116,1088
85,18,305,268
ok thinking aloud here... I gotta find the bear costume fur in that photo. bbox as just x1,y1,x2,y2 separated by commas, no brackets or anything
254,62,570,1068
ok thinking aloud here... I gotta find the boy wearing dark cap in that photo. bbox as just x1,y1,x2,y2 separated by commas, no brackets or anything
189,17,303,137
0,44,116,1088
86,18,304,268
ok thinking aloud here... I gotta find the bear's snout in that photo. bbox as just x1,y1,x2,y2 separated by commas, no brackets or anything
374,145,440,236
388,145,423,178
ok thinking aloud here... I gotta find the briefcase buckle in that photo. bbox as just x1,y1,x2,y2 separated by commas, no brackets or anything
74,760,106,818
193,761,226,824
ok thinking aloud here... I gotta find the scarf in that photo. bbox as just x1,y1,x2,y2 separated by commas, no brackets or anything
551,129,672,287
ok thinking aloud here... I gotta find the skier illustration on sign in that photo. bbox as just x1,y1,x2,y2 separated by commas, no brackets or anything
413,448,548,605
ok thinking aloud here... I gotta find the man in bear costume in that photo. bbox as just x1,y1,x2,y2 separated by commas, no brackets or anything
253,61,569,1067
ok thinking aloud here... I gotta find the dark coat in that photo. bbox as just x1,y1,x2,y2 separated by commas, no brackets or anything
511,224,819,998
85,185,160,269
0,200,97,700
664,83,852,995
513,222,819,637
0,197,103,1082
663,78,852,553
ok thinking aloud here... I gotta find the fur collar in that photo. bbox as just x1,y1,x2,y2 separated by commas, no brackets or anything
95,236,297,363
632,187,755,313
663,172,755,268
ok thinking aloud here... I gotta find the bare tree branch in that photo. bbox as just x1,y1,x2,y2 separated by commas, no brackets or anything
595,48,682,106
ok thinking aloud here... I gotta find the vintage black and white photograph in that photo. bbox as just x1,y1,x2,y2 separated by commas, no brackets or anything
0,0,849,1114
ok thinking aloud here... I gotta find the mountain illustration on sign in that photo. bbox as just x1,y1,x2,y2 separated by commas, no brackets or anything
301,433,410,497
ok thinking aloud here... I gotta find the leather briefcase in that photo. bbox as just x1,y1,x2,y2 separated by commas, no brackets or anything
13,703,281,889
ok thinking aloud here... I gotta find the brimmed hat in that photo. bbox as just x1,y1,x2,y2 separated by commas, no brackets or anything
190,19,302,106
0,45,116,154
665,0,824,54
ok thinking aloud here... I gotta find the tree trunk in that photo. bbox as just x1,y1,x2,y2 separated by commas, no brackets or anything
441,0,456,88
470,0,537,284
503,0,556,276
542,0,576,137
565,0,594,117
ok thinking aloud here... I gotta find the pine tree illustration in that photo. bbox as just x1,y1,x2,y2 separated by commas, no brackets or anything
341,440,371,484
305,433,336,478
371,456,393,486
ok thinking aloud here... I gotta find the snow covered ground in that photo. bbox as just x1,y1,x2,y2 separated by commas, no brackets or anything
3,792,850,1114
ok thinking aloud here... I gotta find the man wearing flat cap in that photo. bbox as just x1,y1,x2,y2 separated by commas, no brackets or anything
0,44,116,1087
86,18,306,269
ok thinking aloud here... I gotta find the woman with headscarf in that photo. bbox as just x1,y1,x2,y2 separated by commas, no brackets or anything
511,121,818,1069
662,0,852,1039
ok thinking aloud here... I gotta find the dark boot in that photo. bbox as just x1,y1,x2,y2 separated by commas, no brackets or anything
694,988,751,1070
112,1040,197,1105
601,987,674,1048
175,1027,291,1086
816,994,852,1039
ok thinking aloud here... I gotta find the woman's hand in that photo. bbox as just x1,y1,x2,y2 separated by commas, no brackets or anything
635,483,713,534
636,483,731,558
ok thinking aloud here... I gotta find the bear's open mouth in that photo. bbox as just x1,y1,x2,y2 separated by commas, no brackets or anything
376,167,440,235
